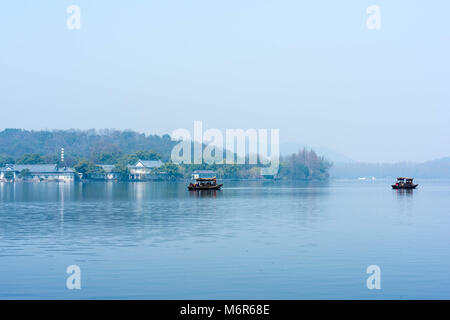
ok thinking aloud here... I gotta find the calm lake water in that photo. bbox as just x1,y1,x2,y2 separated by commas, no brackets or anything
0,180,449,299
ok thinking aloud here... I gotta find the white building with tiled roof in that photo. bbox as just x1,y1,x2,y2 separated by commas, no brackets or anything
128,159,164,180
0,164,75,182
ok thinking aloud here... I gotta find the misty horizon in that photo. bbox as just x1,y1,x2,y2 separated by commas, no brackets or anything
2,1,450,303
0,126,448,165
1,2,449,163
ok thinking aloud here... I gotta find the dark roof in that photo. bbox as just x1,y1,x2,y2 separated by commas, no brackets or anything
0,164,75,174
139,160,163,168
99,164,115,173
128,160,164,169
11,164,58,173
192,170,217,179
58,167,75,173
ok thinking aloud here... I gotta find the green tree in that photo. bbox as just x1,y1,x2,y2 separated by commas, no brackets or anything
219,164,241,179
74,160,105,179
153,162,183,180
3,171,14,181
118,154,139,165
134,150,161,161
0,155,14,167
19,168,31,179
16,153,46,164
112,163,130,181
0,129,177,162
96,152,122,164
278,148,332,180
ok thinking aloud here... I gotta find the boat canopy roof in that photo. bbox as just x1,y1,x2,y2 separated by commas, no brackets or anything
195,177,216,181
192,170,217,180
397,177,413,180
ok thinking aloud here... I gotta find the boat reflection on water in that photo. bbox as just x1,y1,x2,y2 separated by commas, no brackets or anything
189,189,218,198
392,177,418,198
394,188,414,197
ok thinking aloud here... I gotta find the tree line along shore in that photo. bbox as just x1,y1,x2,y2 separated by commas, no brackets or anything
0,129,332,182
0,149,331,182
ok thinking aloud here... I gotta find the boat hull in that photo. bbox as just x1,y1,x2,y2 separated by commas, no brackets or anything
188,184,223,191
392,184,418,189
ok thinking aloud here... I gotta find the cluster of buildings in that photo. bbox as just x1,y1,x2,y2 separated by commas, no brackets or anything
0,164,75,182
99,159,165,181
0,159,166,182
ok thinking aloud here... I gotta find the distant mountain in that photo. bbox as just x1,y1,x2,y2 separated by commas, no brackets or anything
0,128,177,164
416,157,450,178
331,157,450,179
279,143,353,163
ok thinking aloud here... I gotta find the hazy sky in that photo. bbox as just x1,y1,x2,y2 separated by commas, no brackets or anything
1,1,449,162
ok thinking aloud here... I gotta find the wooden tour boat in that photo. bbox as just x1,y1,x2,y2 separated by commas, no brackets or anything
392,177,418,190
188,177,223,191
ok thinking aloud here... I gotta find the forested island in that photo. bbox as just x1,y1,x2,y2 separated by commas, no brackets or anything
0,129,332,181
